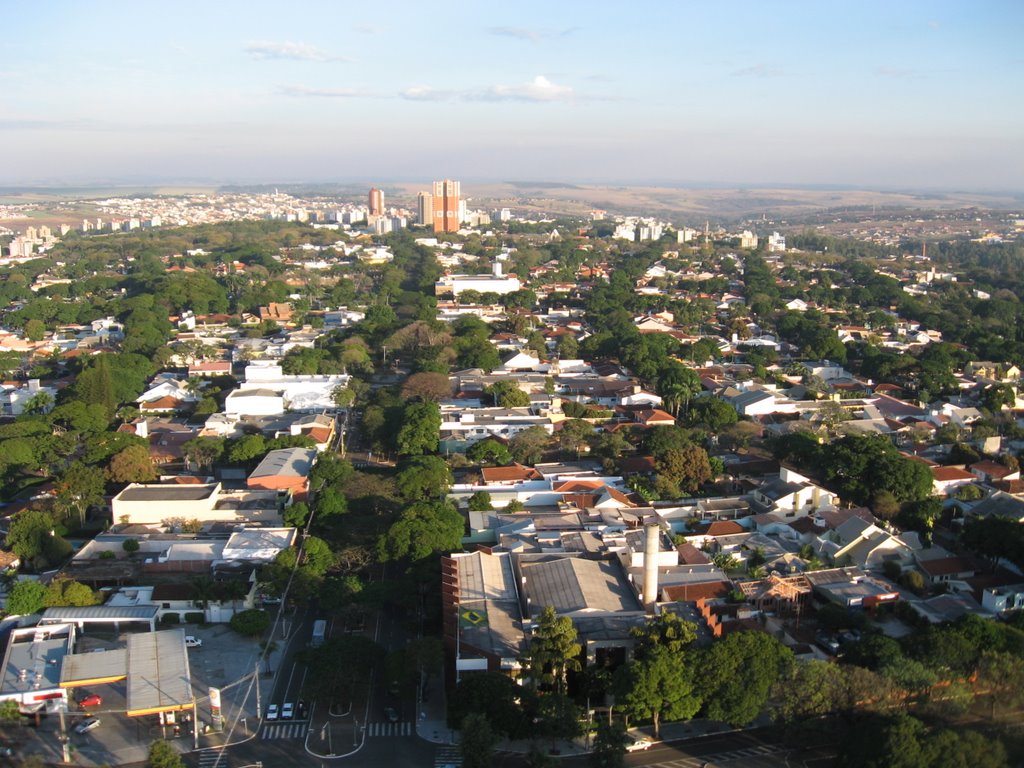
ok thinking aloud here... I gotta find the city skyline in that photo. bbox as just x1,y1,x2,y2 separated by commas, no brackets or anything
3,0,1023,191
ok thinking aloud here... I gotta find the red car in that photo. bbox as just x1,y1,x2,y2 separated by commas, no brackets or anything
78,694,102,708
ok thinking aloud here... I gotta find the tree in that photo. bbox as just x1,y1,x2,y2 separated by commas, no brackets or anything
379,500,464,561
0,699,21,723
6,580,47,615
401,372,452,402
896,497,943,536
448,672,528,738
74,355,118,418
332,385,356,408
774,659,848,721
54,461,106,528
43,579,99,607
396,402,441,455
616,647,701,738
6,509,72,569
316,488,349,518
107,444,158,484
840,715,931,768
698,631,793,726
558,419,594,458
631,610,698,658
301,536,334,576
466,438,512,466
588,431,631,467
978,650,1024,717
147,740,185,768
656,363,701,418
283,501,310,528
227,434,267,463
821,434,933,506
395,455,452,500
520,606,581,694
229,609,270,637
467,491,493,511
655,445,712,498
932,730,1009,768
182,437,224,471
590,720,628,768
509,426,550,464
486,380,531,408
460,713,497,768
684,398,738,431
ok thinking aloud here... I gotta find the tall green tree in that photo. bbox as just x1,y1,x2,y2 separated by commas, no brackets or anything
520,606,581,694
147,739,185,768
54,461,106,528
6,580,47,615
698,631,793,726
106,444,158,484
379,500,463,561
396,402,441,456
615,646,701,737
460,713,497,768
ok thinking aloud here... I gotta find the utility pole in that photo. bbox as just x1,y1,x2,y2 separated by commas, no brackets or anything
255,662,262,720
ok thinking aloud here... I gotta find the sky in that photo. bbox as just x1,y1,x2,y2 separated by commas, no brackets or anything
2,0,1023,191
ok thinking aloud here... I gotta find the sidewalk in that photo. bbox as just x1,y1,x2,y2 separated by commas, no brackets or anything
417,673,763,758
416,672,455,745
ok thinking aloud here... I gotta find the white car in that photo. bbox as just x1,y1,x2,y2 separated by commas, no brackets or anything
281,702,294,720
184,636,202,648
266,704,279,721
625,738,652,752
74,718,101,735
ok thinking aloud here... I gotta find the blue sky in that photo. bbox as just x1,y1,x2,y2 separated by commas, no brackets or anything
3,0,1022,190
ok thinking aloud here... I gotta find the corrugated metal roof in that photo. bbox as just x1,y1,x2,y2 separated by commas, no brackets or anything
61,649,129,687
249,447,317,479
126,630,194,715
41,606,160,622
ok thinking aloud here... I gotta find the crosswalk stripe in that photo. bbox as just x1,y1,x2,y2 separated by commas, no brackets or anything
260,722,307,739
365,721,414,737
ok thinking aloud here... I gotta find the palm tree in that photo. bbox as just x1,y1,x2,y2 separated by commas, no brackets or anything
190,575,216,612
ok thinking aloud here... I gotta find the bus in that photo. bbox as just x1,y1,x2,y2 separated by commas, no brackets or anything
311,619,327,648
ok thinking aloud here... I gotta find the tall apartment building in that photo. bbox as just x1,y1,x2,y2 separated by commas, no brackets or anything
369,188,384,216
417,192,434,226
431,179,461,233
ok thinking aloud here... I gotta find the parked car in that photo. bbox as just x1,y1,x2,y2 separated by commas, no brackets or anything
281,702,294,720
266,704,279,721
74,718,101,735
625,738,652,752
78,694,102,708
184,636,202,648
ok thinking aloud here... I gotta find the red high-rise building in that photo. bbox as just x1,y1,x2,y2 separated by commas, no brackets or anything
431,179,460,233
369,188,384,216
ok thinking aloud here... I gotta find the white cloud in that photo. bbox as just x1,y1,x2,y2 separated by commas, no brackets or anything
401,86,456,101
245,41,350,63
278,84,375,98
475,75,575,102
400,76,579,103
